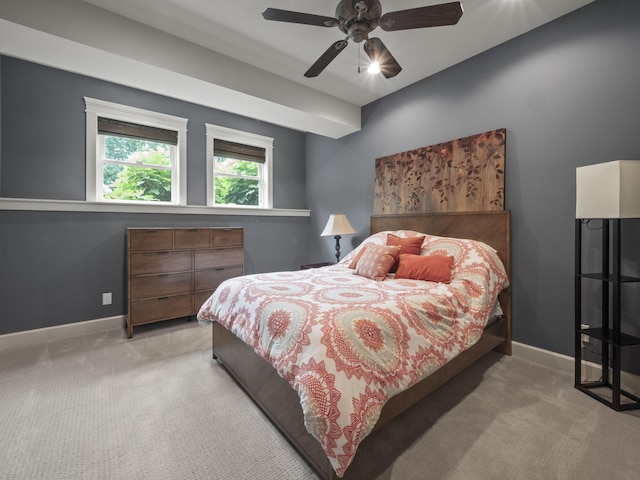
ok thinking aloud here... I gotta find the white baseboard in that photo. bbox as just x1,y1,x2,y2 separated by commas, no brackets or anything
0,316,124,352
512,341,575,373
513,341,640,395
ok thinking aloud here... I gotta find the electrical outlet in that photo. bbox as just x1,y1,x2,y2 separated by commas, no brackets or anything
102,292,112,305
580,323,589,344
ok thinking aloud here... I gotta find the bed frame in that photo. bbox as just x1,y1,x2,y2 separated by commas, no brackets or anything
211,211,511,479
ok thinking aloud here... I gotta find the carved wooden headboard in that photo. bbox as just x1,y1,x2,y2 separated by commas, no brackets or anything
373,129,506,215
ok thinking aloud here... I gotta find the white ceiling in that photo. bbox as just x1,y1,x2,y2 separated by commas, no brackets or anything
0,0,594,137
80,0,594,107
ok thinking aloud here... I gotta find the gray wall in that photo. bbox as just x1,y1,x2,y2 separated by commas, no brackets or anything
0,56,310,335
306,0,640,359
0,211,309,333
0,56,307,207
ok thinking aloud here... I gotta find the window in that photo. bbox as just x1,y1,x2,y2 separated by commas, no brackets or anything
85,98,188,204
206,124,273,209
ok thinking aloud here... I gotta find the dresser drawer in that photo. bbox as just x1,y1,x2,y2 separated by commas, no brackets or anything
175,229,211,250
125,226,244,337
130,272,192,301
195,248,244,269
212,228,243,248
195,266,243,291
130,251,191,276
129,229,173,251
129,294,193,325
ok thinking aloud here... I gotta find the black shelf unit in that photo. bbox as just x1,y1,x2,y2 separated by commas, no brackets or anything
575,218,640,411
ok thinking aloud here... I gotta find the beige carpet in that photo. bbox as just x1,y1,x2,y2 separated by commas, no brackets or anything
1,320,639,480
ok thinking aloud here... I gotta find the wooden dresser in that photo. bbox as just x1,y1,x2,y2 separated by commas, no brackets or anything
126,227,243,338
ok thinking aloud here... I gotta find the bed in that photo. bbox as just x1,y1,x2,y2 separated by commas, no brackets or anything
197,211,511,479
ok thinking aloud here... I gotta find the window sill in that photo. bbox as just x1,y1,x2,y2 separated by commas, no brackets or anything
0,197,310,217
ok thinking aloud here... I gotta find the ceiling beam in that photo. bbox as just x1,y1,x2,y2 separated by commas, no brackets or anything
0,3,360,138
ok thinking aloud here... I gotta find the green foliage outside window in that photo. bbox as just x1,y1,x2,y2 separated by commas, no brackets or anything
102,136,172,202
100,137,262,205
214,157,259,206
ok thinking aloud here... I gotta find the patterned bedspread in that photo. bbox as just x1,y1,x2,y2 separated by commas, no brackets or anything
197,232,509,477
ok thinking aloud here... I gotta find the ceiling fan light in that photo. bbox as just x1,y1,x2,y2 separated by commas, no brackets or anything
367,61,381,74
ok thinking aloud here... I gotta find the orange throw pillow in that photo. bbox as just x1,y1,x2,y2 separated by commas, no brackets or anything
386,234,425,272
395,254,454,283
355,245,402,281
349,245,368,269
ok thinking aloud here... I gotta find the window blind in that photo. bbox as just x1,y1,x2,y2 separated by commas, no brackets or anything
98,117,178,145
214,139,266,164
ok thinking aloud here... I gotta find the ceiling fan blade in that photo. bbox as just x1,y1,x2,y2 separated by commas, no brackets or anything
262,8,338,27
304,40,349,78
364,38,402,78
380,1,463,31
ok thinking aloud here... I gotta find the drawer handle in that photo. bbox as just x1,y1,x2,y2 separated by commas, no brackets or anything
223,228,233,231
146,230,159,233
187,229,199,232
215,267,225,271
158,274,169,277
158,296,169,300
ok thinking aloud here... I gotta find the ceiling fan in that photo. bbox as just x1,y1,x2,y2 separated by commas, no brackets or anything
262,1,464,79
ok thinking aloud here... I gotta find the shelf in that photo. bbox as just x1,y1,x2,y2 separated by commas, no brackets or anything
576,382,640,412
574,218,640,411
578,327,640,347
577,272,640,283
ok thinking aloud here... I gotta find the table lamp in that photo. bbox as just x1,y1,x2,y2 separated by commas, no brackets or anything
321,214,356,263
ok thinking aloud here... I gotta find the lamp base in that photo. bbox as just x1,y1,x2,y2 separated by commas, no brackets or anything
333,235,342,263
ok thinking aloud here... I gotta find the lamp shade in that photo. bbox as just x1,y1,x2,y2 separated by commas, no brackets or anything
321,214,356,236
576,160,640,219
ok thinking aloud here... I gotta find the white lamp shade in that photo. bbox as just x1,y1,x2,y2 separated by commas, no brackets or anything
576,160,640,219
321,214,356,236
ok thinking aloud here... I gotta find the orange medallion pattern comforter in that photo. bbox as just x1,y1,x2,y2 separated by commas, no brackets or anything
197,231,509,477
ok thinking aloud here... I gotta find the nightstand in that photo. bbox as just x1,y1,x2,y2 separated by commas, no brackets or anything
300,262,333,270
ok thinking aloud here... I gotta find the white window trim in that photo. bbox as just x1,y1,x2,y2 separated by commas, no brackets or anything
205,124,274,209
0,197,310,217
84,97,188,205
